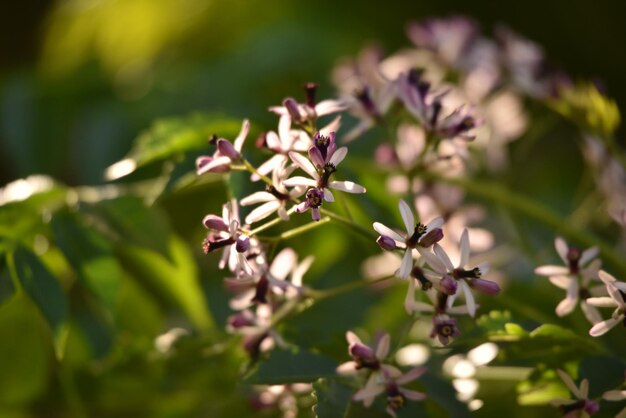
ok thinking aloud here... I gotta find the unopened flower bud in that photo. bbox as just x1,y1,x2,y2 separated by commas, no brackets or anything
377,235,397,251
236,236,250,253
217,139,241,160
439,275,458,295
283,98,302,123
203,214,228,231
470,277,500,295
418,227,444,247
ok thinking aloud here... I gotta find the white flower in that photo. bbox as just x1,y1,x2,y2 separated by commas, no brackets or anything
587,271,626,337
241,161,306,224
535,237,603,321
373,199,443,279
283,149,366,202
252,114,311,181
418,229,494,317
551,370,600,417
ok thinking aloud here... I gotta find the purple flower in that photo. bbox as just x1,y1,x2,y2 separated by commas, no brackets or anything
430,315,461,346
196,119,250,175
295,188,325,221
552,370,600,417
337,331,390,373
373,199,444,279
284,148,366,204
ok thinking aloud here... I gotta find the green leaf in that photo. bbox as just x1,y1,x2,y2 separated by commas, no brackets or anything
313,378,375,418
83,196,172,257
10,248,68,357
117,234,213,331
0,292,52,405
248,349,337,385
52,212,123,315
108,113,244,178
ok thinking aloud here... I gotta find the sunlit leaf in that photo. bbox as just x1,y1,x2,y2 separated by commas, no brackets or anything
106,113,243,179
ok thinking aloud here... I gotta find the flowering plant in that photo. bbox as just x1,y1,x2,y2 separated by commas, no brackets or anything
1,14,625,418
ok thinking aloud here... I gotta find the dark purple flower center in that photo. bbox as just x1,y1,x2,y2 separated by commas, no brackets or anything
407,223,427,247
386,384,406,411
252,276,270,304
306,188,324,208
453,267,482,279
567,247,582,274
411,266,432,290
304,82,318,108
203,235,235,254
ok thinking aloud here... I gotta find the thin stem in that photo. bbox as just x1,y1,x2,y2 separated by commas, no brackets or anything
242,159,273,186
307,275,395,300
248,207,298,236
319,208,377,240
279,217,330,240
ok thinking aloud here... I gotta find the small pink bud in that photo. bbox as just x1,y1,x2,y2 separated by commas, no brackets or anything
308,146,325,168
203,214,228,231
217,139,241,160
439,275,458,295
377,235,397,251
283,98,301,122
470,277,500,295
419,228,444,247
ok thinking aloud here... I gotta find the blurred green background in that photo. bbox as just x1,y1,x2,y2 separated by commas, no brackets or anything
1,0,625,187
1,1,626,417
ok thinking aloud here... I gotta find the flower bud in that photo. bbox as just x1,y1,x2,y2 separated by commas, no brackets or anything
377,235,397,251
439,275,458,295
470,277,500,295
236,236,250,253
203,214,228,231
217,139,241,160
283,98,302,122
418,227,444,247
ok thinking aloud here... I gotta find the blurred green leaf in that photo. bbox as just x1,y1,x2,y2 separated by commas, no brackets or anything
578,356,626,398
110,113,244,177
117,234,213,331
52,211,122,315
516,369,568,406
83,196,172,257
248,349,337,385
0,292,52,406
11,248,68,357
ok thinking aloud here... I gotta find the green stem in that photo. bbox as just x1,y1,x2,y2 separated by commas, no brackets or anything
248,207,298,236
425,173,626,276
319,208,377,240
279,217,330,240
306,275,395,300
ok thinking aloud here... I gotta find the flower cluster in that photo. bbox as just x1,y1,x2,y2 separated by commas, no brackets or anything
373,199,500,345
338,331,427,417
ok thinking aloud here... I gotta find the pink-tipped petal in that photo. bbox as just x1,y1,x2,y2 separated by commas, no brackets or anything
233,119,250,151
589,317,621,337
329,147,348,166
396,367,427,385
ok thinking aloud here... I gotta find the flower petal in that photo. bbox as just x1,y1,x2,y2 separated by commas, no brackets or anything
399,388,427,401
240,191,275,206
398,200,415,235
555,237,569,264
245,200,281,224
580,301,603,324
288,151,319,179
580,246,599,266
397,250,414,279
586,296,617,308
376,334,390,360
373,222,405,242
589,317,621,337
353,384,385,402
396,367,427,385
535,265,570,277
329,147,348,166
557,369,584,399
459,228,470,268
270,248,297,281
283,176,318,187
460,280,476,317
548,275,571,289
434,244,455,271
555,279,578,317
329,181,366,193
315,99,348,116
233,119,250,152
323,188,335,202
